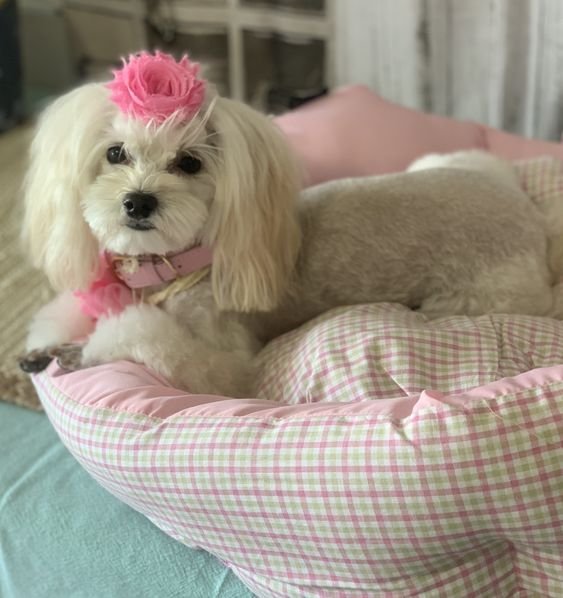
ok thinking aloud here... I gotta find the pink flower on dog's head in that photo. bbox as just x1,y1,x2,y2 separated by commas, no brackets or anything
107,51,207,124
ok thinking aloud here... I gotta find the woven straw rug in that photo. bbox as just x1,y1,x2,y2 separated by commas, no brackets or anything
0,125,52,410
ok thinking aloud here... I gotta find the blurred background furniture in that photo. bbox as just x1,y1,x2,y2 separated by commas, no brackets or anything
15,0,563,138
18,0,333,113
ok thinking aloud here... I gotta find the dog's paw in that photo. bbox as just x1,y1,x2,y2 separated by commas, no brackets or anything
50,344,84,371
20,344,85,374
19,349,53,373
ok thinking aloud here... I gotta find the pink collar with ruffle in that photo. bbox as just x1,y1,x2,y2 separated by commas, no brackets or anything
74,247,213,320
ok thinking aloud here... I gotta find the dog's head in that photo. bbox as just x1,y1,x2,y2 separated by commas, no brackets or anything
23,53,301,312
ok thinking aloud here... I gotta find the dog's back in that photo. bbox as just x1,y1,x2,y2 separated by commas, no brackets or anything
253,168,553,340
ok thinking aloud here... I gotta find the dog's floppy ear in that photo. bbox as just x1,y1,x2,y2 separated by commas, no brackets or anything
22,83,112,291
205,98,302,312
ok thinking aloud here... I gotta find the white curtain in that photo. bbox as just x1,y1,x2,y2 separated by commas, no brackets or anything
334,0,563,140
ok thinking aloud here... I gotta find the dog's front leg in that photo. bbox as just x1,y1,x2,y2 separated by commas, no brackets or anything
20,291,95,373
82,304,256,397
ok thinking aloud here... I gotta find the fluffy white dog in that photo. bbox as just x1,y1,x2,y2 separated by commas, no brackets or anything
20,52,563,397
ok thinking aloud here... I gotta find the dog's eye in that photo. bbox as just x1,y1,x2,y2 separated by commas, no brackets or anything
107,144,127,165
176,154,202,175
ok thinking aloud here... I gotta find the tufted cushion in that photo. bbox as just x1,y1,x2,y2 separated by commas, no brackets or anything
34,304,563,597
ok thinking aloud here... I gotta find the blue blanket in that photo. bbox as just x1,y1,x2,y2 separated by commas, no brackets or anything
0,402,252,597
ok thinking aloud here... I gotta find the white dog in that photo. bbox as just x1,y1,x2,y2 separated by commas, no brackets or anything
20,52,563,397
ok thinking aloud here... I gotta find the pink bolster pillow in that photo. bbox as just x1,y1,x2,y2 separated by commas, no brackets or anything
275,85,563,185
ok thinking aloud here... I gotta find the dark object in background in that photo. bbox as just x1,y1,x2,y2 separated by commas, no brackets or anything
268,86,328,112
0,0,23,132
244,30,327,113
243,0,325,12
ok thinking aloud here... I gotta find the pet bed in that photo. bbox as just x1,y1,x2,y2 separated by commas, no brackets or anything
31,86,563,597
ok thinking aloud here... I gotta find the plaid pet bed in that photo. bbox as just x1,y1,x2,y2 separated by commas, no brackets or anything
32,159,563,597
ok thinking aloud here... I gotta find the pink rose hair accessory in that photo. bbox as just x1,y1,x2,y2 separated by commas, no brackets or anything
107,51,207,124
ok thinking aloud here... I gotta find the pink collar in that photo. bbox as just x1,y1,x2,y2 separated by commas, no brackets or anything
110,246,213,289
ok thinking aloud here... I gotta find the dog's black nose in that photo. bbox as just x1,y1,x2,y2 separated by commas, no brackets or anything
123,192,158,220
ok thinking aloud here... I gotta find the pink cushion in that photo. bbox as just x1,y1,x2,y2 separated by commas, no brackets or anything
486,127,563,160
274,85,563,185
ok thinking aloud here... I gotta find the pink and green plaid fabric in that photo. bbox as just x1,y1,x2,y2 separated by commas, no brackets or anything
35,302,563,597
33,158,563,597
518,156,563,207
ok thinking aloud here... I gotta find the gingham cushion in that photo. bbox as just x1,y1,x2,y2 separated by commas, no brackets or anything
34,301,563,597
32,158,563,597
